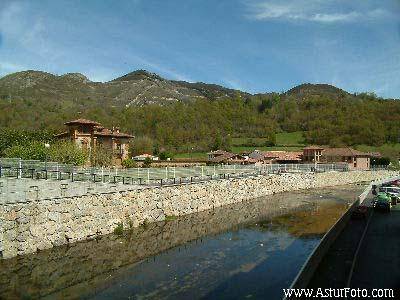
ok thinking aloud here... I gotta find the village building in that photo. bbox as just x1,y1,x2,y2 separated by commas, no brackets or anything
321,148,370,170
302,146,370,170
248,150,302,164
302,146,324,163
207,150,254,164
55,118,134,166
133,154,159,161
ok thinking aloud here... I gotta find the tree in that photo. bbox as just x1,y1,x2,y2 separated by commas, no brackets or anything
3,141,47,160
142,157,152,168
93,145,113,167
130,136,154,156
48,141,88,165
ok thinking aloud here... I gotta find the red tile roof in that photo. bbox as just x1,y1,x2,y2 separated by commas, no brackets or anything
303,145,324,150
322,147,369,157
274,151,303,161
94,128,134,138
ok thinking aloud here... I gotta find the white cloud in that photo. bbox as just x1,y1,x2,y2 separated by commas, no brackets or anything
245,0,389,23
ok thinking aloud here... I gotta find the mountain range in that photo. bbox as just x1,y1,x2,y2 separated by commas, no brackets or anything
0,69,366,108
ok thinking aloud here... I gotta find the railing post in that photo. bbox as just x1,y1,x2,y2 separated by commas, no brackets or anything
19,160,22,178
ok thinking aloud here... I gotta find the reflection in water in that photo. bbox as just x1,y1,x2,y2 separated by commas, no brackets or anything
0,185,363,300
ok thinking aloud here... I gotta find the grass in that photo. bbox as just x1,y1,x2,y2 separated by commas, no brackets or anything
173,132,307,159
275,131,306,146
165,215,178,221
231,137,271,146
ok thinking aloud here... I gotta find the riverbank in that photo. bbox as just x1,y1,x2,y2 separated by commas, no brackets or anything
0,170,398,259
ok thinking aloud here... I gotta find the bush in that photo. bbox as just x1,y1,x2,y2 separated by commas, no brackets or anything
371,157,391,166
159,152,173,160
142,157,152,168
122,158,137,168
113,223,124,235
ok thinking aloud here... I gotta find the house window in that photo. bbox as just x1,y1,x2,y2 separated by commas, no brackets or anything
116,143,123,155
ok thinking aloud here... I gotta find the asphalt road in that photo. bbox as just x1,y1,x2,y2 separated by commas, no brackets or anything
308,195,400,289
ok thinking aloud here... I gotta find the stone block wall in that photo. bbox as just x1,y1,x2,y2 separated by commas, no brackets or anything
0,170,398,259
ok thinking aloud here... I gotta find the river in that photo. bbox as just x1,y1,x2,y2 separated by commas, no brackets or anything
0,184,364,300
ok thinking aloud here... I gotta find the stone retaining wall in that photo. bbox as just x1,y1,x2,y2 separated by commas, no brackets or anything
0,170,398,259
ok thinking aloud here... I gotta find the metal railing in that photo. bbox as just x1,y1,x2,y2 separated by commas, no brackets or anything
0,160,350,184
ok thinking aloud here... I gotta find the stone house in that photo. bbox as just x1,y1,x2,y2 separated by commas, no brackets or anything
55,118,134,166
302,146,370,170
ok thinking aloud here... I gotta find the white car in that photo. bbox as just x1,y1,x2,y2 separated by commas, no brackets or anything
379,186,400,195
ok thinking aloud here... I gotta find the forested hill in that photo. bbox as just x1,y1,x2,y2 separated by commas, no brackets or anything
0,69,399,152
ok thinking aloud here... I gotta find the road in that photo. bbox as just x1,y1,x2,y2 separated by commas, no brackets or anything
308,194,400,289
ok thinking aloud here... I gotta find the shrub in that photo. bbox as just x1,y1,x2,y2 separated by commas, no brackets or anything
122,158,137,168
113,223,124,235
142,157,152,168
159,152,173,160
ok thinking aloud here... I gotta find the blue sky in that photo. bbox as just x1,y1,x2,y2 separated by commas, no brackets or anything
0,0,399,98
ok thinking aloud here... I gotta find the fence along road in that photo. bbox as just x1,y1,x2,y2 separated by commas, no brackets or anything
0,157,353,204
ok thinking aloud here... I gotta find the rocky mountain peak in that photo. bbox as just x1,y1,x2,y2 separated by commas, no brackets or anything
60,73,90,83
